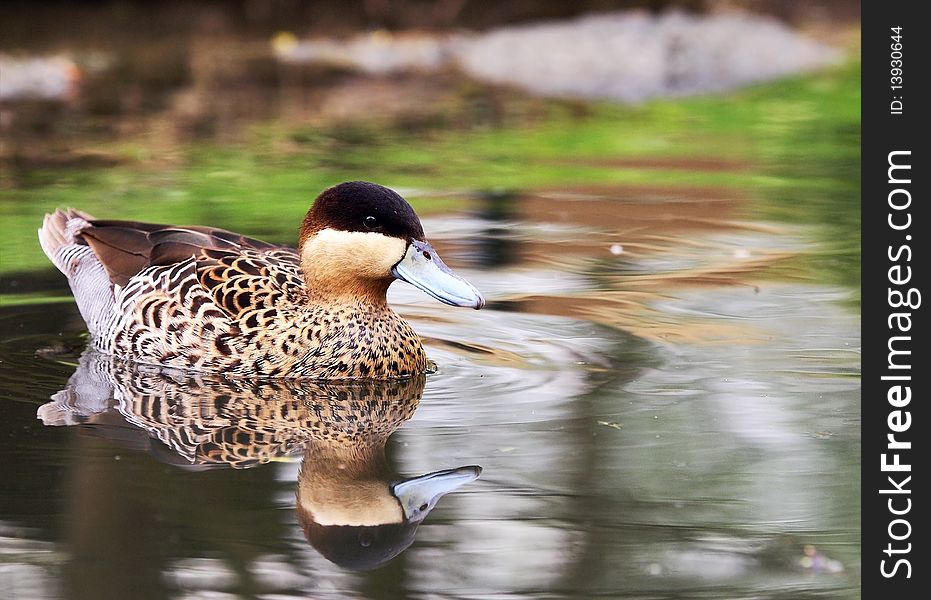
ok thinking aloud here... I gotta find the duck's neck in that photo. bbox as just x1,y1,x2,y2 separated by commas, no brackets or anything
302,273,394,311
296,439,404,527
302,438,391,479
299,232,398,310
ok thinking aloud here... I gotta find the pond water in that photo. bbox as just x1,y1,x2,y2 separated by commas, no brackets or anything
1,19,860,599
1,195,860,599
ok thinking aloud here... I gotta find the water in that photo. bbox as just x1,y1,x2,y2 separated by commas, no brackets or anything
1,10,860,597
1,201,859,598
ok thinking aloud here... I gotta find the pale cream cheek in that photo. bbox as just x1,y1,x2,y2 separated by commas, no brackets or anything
301,229,407,281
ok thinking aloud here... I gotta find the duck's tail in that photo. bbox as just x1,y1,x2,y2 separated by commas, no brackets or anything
38,209,115,336
38,208,90,273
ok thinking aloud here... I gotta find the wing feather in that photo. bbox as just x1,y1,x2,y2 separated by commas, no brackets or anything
75,218,294,286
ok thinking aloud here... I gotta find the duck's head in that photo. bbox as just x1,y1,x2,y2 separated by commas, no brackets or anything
299,181,485,308
297,445,481,571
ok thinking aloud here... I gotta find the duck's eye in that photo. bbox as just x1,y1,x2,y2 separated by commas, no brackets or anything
363,215,378,229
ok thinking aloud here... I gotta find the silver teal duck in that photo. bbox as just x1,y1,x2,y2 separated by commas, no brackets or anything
38,181,484,379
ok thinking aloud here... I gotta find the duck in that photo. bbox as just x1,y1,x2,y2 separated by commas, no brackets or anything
38,181,485,379
39,351,482,570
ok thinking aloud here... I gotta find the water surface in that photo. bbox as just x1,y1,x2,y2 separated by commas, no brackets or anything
1,198,859,599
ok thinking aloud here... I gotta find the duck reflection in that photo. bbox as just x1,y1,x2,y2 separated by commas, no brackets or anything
38,351,480,571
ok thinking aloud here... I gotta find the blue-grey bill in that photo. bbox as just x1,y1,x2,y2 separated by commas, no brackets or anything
391,240,485,309
392,465,482,522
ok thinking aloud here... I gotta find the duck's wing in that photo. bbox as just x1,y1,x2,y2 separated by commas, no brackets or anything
80,217,309,317
78,218,287,286
85,217,306,331
42,212,310,373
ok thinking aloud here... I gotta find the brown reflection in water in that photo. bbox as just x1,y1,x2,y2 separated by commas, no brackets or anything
520,185,743,229
38,352,481,583
441,184,751,269
442,186,800,346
